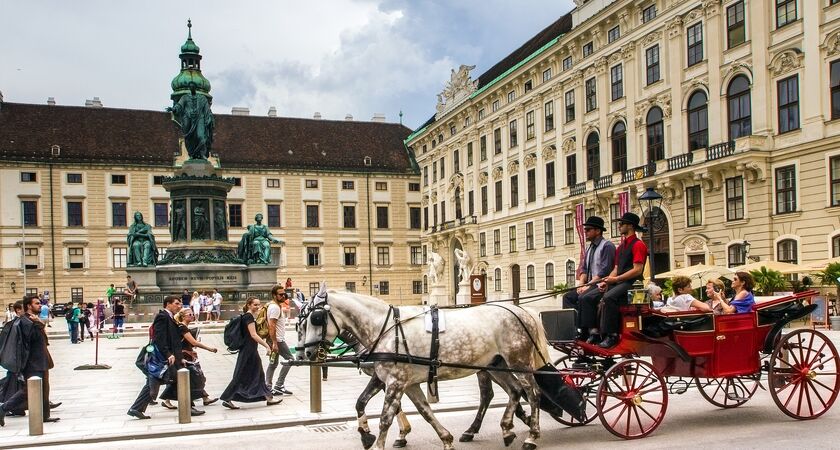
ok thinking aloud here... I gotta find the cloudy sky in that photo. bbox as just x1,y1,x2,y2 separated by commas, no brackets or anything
0,0,574,129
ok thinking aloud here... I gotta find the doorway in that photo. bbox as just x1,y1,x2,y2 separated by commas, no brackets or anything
511,264,520,300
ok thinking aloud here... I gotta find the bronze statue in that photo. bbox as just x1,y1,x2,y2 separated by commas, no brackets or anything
171,201,187,242
237,213,280,265
127,212,158,267
213,201,227,241
192,204,209,240
168,83,214,159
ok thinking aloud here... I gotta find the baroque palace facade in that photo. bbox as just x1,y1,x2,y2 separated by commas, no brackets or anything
0,30,423,306
408,0,840,303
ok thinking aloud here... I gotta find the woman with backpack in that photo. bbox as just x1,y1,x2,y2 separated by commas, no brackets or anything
220,297,282,409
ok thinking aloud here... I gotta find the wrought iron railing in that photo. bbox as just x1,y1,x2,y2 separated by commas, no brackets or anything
622,162,657,183
667,153,694,171
706,141,735,161
570,182,587,196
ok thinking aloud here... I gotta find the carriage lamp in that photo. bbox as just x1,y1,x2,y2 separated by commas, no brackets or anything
743,240,751,259
638,187,663,279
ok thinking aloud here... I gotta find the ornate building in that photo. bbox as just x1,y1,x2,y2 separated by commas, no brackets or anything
408,0,840,304
0,25,422,306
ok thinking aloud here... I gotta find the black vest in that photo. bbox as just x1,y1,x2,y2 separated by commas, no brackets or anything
617,236,645,281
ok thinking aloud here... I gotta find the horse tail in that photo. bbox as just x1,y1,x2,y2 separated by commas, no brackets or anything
522,307,551,368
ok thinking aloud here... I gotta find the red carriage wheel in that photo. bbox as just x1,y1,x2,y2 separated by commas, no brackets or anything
552,355,599,426
596,359,668,439
769,329,840,420
694,375,759,408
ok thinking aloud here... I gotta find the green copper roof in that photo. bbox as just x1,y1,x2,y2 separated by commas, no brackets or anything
171,20,212,100
181,19,200,53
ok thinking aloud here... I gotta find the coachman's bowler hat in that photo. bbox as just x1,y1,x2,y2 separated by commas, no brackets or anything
581,216,607,232
613,212,648,232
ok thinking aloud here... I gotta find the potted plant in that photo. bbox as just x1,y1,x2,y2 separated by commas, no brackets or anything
749,267,787,295
815,262,840,300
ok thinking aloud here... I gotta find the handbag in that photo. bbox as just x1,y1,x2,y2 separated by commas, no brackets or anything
144,343,169,380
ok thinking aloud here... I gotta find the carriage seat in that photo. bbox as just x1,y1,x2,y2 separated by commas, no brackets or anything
642,310,714,337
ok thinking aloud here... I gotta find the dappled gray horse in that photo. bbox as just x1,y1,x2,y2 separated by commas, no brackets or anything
300,289,548,450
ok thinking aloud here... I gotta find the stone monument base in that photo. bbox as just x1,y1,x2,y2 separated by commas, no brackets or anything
127,263,280,305
428,285,449,306
455,281,471,305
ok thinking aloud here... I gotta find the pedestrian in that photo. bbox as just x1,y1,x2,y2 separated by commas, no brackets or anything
220,297,282,409
211,289,222,321
127,296,204,419
112,299,126,335
0,295,60,426
159,308,219,409
80,302,95,341
284,277,293,289
124,276,138,303
3,304,14,325
181,289,191,308
265,286,293,396
190,291,201,319
105,284,116,304
202,291,213,322
96,299,106,332
67,301,81,344
39,299,51,328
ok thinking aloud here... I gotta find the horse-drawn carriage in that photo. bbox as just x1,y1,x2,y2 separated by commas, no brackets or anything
545,289,840,439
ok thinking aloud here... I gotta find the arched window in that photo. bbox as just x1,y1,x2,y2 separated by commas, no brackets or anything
777,239,798,264
565,260,576,286
728,243,746,268
646,107,664,162
611,121,627,173
728,75,752,140
585,132,600,181
526,265,535,290
687,91,708,150
545,262,555,290
494,268,502,291
833,235,840,258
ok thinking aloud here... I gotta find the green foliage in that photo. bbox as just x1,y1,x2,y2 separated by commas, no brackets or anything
661,279,674,298
814,262,840,298
749,267,787,295
553,283,569,294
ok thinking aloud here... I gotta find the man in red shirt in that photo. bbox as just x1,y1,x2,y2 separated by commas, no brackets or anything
596,212,649,348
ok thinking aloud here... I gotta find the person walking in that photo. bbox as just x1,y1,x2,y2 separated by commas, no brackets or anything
38,300,51,328
159,308,218,409
67,302,81,344
211,289,222,322
79,302,94,342
112,299,126,335
220,297,282,409
181,289,191,309
0,295,60,426
265,286,293,396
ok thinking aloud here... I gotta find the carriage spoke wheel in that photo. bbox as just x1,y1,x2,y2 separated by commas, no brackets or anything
552,355,599,426
769,329,840,420
694,374,759,408
596,359,667,439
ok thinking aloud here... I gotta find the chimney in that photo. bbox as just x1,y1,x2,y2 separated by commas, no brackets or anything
345,114,353,121
371,113,386,123
0,90,3,110
47,97,56,106
231,107,250,116
267,106,277,117
313,112,322,120
85,97,103,107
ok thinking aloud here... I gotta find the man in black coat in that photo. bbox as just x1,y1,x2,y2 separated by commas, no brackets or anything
128,295,202,418
0,295,58,426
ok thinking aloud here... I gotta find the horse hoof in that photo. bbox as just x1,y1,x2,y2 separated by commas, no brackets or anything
521,443,537,450
392,439,407,448
503,433,516,447
361,432,376,449
459,433,474,442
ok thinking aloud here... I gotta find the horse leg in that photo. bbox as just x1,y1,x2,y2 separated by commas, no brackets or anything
494,371,522,447
489,369,530,427
459,370,494,442
356,376,384,449
373,381,405,450
404,384,455,450
513,373,541,450
393,410,411,448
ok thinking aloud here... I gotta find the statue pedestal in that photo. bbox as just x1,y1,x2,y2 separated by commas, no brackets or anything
455,281,471,305
126,267,160,294
428,284,449,306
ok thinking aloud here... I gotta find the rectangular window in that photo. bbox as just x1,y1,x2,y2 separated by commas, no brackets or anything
527,169,536,202
727,1,745,49
608,26,620,43
450,125,456,136
776,0,797,28
563,56,573,71
467,142,474,167
642,4,656,22
481,185,488,215
509,225,517,252
377,247,390,266
564,214,575,244
610,203,621,237
778,75,800,134
22,200,37,226
646,45,660,85
687,22,703,67
379,281,390,296
726,176,745,220
686,185,702,227
228,204,242,228
509,120,518,148
22,247,37,269
543,68,552,82
468,190,474,216
375,181,388,191
494,229,501,255
376,206,389,229
306,205,319,228
153,175,165,185
154,202,169,227
310,283,320,298
492,99,500,112
565,90,575,122
831,61,840,120
544,101,554,132
829,156,840,206
525,222,535,250
410,246,422,265
495,180,503,212
507,90,515,103
510,175,519,208
232,177,242,186
526,111,535,140
111,174,126,184
266,178,281,188
775,165,797,214
112,247,127,269
67,201,83,227
340,180,354,190
69,247,84,269
111,202,127,227
544,218,554,247
545,162,555,197
524,80,532,93
480,135,487,161
610,64,623,101
423,167,429,186
71,287,84,302
423,206,429,230
566,154,577,187
342,205,356,228
412,281,423,295
67,173,82,184
265,204,281,227
307,247,320,266
585,78,597,112
582,42,593,58
344,247,356,266
409,207,421,229
408,182,420,192
494,128,502,154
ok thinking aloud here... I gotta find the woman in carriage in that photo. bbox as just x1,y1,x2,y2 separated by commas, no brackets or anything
719,271,755,314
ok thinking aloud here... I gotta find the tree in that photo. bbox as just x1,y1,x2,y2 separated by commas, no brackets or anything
814,262,840,299
749,267,787,295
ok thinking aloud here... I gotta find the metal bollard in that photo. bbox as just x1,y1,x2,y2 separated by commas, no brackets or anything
310,365,322,413
177,368,191,424
27,376,43,436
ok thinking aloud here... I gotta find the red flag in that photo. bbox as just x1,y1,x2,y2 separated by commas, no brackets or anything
618,191,629,215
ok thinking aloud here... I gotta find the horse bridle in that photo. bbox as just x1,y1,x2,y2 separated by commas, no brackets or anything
296,293,342,360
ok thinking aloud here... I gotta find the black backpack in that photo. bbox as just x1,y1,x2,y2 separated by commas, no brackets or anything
223,314,246,352
65,308,74,321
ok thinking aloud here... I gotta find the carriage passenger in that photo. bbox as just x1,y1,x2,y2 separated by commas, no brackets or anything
719,271,755,314
662,276,712,312
704,279,727,314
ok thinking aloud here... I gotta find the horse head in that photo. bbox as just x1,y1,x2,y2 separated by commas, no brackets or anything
298,282,340,361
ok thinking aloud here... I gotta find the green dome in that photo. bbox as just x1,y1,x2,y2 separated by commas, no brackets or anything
181,37,199,54
171,70,211,98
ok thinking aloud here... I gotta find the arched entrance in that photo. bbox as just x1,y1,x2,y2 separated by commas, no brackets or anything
452,239,463,295
644,206,671,276
511,264,521,300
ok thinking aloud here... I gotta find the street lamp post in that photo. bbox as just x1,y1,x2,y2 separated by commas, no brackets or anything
743,239,752,263
638,187,663,280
